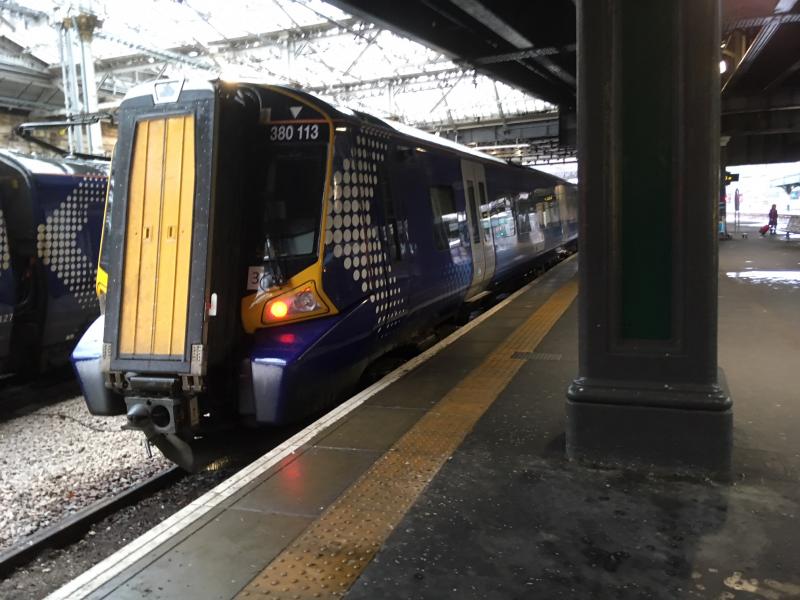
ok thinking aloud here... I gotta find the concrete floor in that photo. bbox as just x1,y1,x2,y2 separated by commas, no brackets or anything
346,228,800,599
52,231,800,600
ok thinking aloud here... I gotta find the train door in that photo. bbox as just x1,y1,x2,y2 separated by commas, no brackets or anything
377,140,417,334
380,155,409,303
477,171,497,279
461,160,496,299
115,114,198,362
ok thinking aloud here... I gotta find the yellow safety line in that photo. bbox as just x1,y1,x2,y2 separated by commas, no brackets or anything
235,278,578,599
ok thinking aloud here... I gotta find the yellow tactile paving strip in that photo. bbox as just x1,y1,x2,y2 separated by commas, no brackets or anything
236,279,578,599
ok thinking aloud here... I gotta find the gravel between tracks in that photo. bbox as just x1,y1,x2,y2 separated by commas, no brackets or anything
0,395,170,551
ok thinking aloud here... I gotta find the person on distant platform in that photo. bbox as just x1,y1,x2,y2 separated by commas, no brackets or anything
768,204,779,234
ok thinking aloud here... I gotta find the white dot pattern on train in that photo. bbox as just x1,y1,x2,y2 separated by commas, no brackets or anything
0,208,12,324
0,208,9,271
36,175,105,310
325,128,407,332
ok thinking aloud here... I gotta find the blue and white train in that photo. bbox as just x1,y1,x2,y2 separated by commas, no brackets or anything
0,151,106,375
72,80,576,468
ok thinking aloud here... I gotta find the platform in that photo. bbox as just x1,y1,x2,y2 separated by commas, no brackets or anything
49,229,800,600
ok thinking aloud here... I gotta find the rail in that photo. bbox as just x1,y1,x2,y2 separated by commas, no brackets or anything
0,466,182,577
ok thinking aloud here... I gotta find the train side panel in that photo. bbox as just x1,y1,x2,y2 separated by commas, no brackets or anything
0,152,106,372
484,164,578,285
33,174,106,354
400,147,472,330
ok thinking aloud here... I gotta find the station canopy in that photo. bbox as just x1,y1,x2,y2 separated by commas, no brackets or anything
0,0,555,130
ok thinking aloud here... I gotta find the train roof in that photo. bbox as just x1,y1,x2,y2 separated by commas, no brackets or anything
0,150,108,178
261,84,509,166
122,79,561,173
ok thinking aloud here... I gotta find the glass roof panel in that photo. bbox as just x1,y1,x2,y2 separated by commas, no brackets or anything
0,0,555,127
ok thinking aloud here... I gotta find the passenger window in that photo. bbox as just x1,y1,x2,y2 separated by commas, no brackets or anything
477,181,492,243
516,193,533,234
534,188,555,228
550,202,561,225
491,197,515,238
429,186,460,251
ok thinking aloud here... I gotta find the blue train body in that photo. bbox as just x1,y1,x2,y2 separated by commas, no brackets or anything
0,150,107,373
240,120,578,424
70,80,575,468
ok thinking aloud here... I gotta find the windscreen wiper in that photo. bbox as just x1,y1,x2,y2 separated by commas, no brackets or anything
262,235,286,288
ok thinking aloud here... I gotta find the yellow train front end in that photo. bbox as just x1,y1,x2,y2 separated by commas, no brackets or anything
75,79,338,468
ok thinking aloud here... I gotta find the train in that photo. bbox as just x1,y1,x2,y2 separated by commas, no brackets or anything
71,79,577,469
0,150,107,375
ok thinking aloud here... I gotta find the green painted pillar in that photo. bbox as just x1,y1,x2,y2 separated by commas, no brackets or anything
566,0,732,473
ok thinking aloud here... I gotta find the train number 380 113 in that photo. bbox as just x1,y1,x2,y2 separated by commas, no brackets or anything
270,123,320,142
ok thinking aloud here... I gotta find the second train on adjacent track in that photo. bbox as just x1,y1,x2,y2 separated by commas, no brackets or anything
0,151,106,375
73,79,577,468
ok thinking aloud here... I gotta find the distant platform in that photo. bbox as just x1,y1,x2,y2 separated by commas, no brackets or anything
50,229,800,599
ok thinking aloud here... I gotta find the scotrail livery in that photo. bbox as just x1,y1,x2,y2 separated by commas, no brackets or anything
0,150,106,373
71,79,576,469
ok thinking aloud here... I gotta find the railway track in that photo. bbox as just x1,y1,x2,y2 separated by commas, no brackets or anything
0,422,299,595
0,466,183,578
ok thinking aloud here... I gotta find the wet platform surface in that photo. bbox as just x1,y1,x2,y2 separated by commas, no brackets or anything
51,228,800,600
348,229,800,600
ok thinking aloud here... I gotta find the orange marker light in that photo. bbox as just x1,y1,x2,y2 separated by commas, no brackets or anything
269,300,289,319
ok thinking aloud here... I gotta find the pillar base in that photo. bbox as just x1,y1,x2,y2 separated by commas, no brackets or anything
566,374,732,477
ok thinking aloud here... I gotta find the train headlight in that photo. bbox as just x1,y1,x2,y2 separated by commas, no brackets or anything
292,290,319,312
262,281,330,324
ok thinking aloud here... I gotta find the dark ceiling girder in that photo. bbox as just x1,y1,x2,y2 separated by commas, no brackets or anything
722,88,800,113
725,132,800,165
722,0,800,97
435,114,560,146
724,12,800,31
765,55,800,90
722,19,781,92
447,0,576,88
449,0,530,48
473,44,577,66
722,106,800,135
722,87,800,162
428,111,578,165
326,0,577,107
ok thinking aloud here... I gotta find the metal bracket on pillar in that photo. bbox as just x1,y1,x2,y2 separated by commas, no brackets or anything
567,0,732,477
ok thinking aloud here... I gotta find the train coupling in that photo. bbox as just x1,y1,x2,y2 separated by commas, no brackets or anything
123,392,201,471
